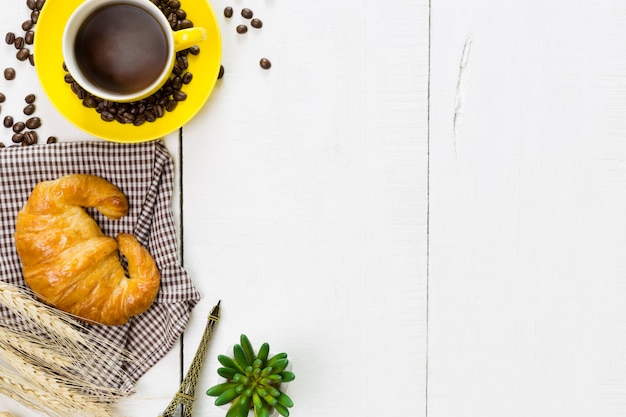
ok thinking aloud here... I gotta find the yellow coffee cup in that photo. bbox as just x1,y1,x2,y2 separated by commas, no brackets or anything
62,0,206,103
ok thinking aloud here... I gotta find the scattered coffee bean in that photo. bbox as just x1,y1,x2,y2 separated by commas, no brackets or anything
3,116,13,128
0,93,5,103
12,122,25,133
25,94,36,104
14,37,24,49
28,54,34,66
5,32,15,45
166,100,178,112
188,45,200,55
26,117,41,129
182,72,193,84
241,8,253,19
260,57,271,69
23,104,36,115
36,0,46,11
26,0,37,10
46,136,57,144
24,31,34,45
251,18,263,29
16,48,30,61
31,10,40,24
218,65,224,79
12,133,24,143
224,6,233,18
4,68,16,80
0,142,5,148
236,24,248,34
21,20,33,31
23,130,38,145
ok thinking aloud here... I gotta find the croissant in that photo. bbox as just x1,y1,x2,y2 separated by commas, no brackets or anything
14,174,160,326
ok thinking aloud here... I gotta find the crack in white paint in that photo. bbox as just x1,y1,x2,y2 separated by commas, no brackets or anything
453,34,473,157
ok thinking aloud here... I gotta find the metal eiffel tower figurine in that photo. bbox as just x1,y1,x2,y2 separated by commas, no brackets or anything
159,300,221,417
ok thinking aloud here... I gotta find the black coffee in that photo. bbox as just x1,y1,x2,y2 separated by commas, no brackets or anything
74,4,169,95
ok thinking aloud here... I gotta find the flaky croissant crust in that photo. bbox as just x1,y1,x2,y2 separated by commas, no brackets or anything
14,174,161,326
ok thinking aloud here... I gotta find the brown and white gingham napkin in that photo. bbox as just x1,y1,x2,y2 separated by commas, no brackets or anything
0,140,201,390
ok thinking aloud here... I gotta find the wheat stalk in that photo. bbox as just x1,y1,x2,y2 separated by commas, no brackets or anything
0,280,139,416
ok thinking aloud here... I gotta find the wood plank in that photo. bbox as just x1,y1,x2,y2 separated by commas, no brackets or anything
181,0,429,416
429,1,626,416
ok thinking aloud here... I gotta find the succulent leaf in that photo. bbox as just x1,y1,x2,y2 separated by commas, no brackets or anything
206,382,239,397
215,386,241,406
274,402,290,417
269,358,289,374
237,394,252,417
217,367,238,380
233,344,251,367
218,354,246,374
280,371,295,382
266,353,288,368
225,398,241,417
240,334,256,363
277,392,294,408
257,342,270,364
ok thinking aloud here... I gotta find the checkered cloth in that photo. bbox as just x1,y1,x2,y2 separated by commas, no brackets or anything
0,140,201,389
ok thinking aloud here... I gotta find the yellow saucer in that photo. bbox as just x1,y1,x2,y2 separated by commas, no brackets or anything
35,0,222,143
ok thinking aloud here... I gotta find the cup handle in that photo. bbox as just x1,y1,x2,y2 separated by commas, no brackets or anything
173,27,207,51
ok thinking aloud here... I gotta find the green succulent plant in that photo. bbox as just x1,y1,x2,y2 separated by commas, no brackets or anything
206,334,295,417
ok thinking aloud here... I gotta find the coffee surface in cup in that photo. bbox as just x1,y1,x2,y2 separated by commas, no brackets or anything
74,4,169,95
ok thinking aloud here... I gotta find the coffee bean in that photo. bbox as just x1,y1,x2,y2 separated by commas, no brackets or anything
26,0,37,10
12,122,25,133
218,65,224,79
23,131,38,145
25,117,41,129
260,57,271,69
12,133,24,143
182,72,193,84
28,54,34,66
36,0,46,10
100,111,115,122
144,110,156,122
3,116,13,128
188,45,200,55
224,6,233,18
24,94,36,104
179,19,193,29
4,68,16,80
168,13,178,29
16,48,30,62
24,31,34,45
168,0,180,8
46,136,57,144
175,9,186,20
251,18,263,29
132,115,145,126
166,100,178,112
172,76,183,90
241,8,253,19
236,24,248,34
0,143,5,148
5,32,15,45
21,20,33,31
23,104,35,115
82,96,98,108
31,10,40,24
0,93,5,103
172,90,187,101
14,37,24,49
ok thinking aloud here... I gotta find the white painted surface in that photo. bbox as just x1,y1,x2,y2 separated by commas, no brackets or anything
0,1,426,417
429,1,626,416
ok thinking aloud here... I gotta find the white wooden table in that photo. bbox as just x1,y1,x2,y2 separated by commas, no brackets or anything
4,0,626,416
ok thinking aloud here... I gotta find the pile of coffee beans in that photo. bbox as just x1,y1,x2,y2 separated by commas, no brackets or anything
4,0,45,70
0,0,55,148
0,92,56,148
63,0,200,126
221,5,272,76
